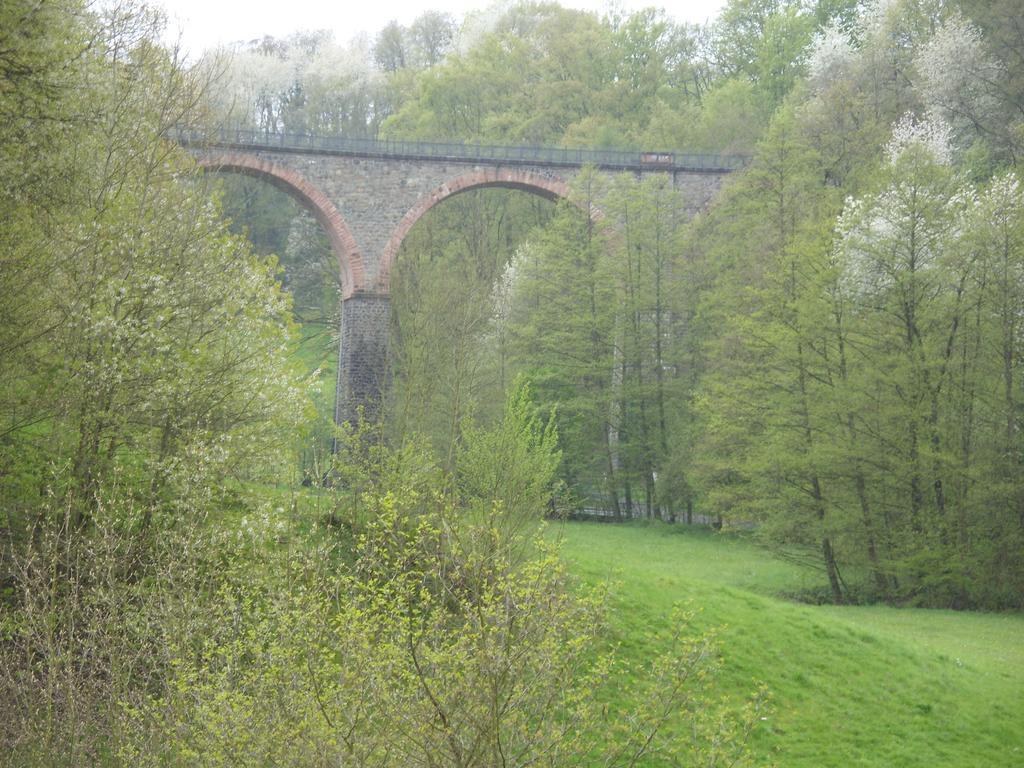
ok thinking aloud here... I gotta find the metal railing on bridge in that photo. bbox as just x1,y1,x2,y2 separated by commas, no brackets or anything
172,126,749,174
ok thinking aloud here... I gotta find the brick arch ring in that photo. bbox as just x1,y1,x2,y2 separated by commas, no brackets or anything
195,153,367,299
375,168,589,293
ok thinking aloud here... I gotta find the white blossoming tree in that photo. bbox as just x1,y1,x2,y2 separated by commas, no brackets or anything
914,12,1007,160
209,31,388,137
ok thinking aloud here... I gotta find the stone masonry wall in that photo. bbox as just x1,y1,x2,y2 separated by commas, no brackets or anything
334,293,391,426
215,150,730,290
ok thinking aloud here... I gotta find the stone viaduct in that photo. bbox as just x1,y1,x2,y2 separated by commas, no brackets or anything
177,128,744,425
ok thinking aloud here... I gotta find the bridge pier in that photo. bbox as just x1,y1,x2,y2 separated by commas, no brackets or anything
334,292,391,427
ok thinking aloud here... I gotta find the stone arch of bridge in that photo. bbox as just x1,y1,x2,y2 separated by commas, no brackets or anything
195,153,367,298
375,168,581,292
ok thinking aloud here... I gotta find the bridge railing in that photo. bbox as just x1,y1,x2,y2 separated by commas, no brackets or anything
171,126,749,173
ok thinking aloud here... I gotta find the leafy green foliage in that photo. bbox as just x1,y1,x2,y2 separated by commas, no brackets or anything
0,3,310,761
454,380,561,567
685,4,1024,606
119,389,764,768
388,189,554,459
0,2,309,537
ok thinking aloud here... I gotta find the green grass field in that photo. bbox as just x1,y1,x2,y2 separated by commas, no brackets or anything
554,521,1024,767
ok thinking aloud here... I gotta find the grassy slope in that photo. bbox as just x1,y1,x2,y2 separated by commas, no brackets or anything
555,521,1024,768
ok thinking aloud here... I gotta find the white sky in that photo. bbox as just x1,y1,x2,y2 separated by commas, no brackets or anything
156,0,729,58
